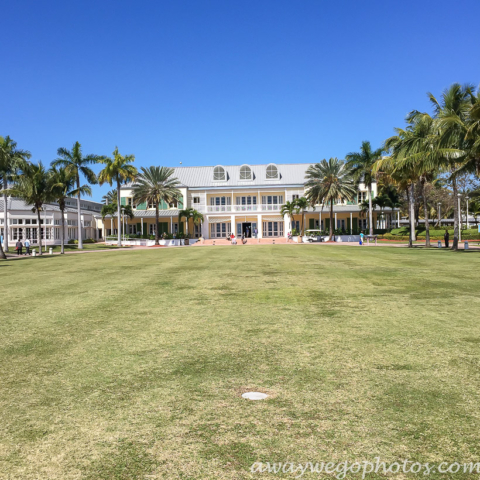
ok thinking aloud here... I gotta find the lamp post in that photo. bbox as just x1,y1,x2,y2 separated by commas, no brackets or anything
457,193,462,243
437,202,441,228
466,195,470,229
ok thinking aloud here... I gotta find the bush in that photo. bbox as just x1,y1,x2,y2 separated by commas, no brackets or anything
67,238,96,244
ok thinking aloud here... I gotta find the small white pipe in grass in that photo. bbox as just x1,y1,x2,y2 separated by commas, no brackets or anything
242,392,268,400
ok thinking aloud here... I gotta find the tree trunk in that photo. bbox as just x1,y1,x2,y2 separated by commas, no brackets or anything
3,176,9,252
117,180,121,247
368,184,373,236
0,232,5,259
60,206,65,254
37,208,43,255
77,177,83,249
155,205,159,245
408,184,416,247
328,200,334,241
452,176,459,251
422,179,430,248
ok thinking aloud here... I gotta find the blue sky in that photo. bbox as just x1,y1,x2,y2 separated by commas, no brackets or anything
2,0,479,201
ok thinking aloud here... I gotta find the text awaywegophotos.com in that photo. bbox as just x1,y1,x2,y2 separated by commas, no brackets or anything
250,459,480,478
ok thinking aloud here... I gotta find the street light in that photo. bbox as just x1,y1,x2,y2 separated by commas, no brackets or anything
466,195,470,229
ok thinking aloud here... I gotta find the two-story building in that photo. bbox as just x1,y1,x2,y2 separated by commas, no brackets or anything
113,163,392,239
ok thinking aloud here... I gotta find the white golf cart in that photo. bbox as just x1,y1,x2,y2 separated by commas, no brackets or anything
305,229,324,242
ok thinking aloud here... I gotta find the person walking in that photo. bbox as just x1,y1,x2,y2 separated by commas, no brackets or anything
444,229,450,248
16,240,23,255
24,239,31,255
359,231,364,246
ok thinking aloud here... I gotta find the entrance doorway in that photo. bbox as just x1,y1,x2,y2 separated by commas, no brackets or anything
242,222,252,237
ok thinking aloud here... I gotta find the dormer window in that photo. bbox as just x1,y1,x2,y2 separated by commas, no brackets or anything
266,164,279,179
240,165,252,180
213,165,226,181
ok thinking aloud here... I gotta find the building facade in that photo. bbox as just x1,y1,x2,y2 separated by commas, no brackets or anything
113,163,392,239
0,197,103,248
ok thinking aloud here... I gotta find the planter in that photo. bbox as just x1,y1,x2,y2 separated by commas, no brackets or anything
292,236,302,243
184,238,189,245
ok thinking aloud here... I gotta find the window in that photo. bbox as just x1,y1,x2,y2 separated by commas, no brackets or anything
209,197,231,211
54,219,60,225
266,164,279,179
262,221,284,237
210,222,231,238
127,198,133,206
193,197,200,204
358,191,367,203
240,165,252,180
261,195,283,209
168,199,178,208
213,166,226,181
84,221,91,227
235,196,257,211
292,194,300,201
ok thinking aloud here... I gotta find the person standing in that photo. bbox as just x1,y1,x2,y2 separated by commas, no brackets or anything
444,229,450,248
16,240,23,255
254,227,257,238
359,231,364,246
24,239,31,255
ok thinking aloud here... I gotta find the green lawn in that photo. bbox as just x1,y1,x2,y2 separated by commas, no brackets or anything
1,246,480,479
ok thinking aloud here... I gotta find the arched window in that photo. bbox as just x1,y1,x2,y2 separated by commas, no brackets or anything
213,165,226,181
266,164,279,179
240,165,252,180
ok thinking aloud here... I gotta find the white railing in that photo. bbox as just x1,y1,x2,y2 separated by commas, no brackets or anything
203,204,282,213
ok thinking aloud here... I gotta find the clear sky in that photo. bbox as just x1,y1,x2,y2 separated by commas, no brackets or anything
2,0,479,201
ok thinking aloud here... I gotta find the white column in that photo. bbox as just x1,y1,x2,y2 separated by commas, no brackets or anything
283,213,290,237
257,214,262,238
202,216,209,239
334,212,337,230
350,212,353,234
397,211,400,228
141,217,144,235
231,214,235,237
169,216,172,233
319,212,321,231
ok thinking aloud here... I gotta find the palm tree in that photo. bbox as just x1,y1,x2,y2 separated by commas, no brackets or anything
49,166,91,254
178,208,204,237
305,158,356,241
0,136,31,254
294,197,309,235
346,141,382,236
97,147,137,247
5,161,53,255
373,193,390,229
280,200,297,234
52,142,99,249
132,166,181,245
102,189,117,205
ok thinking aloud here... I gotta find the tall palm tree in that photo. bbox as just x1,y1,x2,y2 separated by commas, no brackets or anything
102,189,117,205
294,197,309,235
49,166,91,254
305,158,356,241
346,141,382,236
280,200,297,234
0,136,31,254
428,84,479,249
52,142,99,249
5,161,53,255
132,166,181,245
97,147,137,247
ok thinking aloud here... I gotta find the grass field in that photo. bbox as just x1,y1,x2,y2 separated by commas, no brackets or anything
1,245,480,479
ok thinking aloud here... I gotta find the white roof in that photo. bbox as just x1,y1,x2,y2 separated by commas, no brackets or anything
125,163,315,189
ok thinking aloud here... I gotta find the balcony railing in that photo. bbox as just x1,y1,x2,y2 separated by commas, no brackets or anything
204,204,283,213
